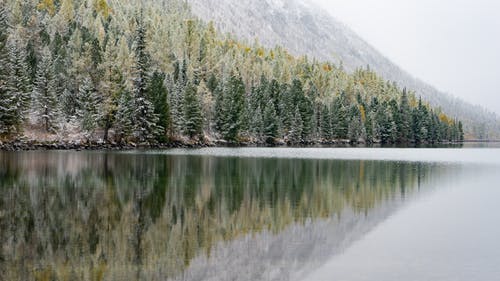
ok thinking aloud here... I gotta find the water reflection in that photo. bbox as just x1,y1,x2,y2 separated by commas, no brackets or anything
0,151,451,281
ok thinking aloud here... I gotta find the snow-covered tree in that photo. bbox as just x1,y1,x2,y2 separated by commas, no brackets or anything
289,106,303,144
320,104,332,140
5,28,31,134
148,70,170,141
78,76,101,134
250,105,264,140
114,89,133,143
0,3,15,136
131,13,160,142
263,101,278,144
183,82,203,139
32,48,60,133
220,75,245,141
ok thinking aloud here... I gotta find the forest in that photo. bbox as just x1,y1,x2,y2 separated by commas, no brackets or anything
0,0,464,145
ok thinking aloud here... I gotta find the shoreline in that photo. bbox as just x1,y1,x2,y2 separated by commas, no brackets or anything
0,139,472,152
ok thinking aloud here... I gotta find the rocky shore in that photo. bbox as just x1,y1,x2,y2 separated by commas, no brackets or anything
0,138,465,151
0,138,359,151
0,139,215,151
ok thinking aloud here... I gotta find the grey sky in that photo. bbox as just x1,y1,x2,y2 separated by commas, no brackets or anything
310,0,500,115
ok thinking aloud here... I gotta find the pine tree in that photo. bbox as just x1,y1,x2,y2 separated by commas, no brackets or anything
114,90,133,143
365,111,374,143
33,48,60,133
0,4,14,136
207,73,218,92
299,95,314,140
221,75,245,142
332,94,348,140
413,98,430,143
263,101,278,144
378,102,396,144
398,89,412,143
148,71,170,142
0,27,30,135
78,76,101,134
213,78,225,133
320,104,332,140
250,105,264,141
348,105,363,144
131,13,160,143
368,97,380,142
289,106,303,144
61,88,77,120
183,82,203,139
169,60,188,136
458,121,464,142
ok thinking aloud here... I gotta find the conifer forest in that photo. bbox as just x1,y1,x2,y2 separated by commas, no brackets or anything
0,0,464,146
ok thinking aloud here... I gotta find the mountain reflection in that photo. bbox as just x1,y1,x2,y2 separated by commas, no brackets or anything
0,151,449,281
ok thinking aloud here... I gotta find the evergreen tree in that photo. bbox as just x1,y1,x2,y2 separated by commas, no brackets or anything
250,105,264,140
365,111,374,143
61,88,77,120
268,79,281,114
368,97,380,142
169,60,187,136
378,102,397,144
458,121,464,142
398,89,412,143
389,99,401,142
183,82,203,139
221,75,245,141
148,71,170,141
0,4,14,136
131,13,160,142
213,79,225,133
332,94,348,139
280,80,296,132
2,28,31,135
114,90,133,143
413,98,430,143
320,104,332,140
207,73,218,93
348,105,363,144
78,76,101,134
263,101,278,144
308,84,321,139
33,48,60,133
299,95,314,140
289,106,303,144
252,75,268,111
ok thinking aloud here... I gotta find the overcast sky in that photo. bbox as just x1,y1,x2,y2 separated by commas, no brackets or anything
310,0,500,115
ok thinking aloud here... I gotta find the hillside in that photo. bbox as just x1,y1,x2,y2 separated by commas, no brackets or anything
188,0,500,139
0,0,462,146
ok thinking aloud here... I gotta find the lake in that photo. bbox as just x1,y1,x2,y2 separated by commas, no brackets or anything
1,148,499,281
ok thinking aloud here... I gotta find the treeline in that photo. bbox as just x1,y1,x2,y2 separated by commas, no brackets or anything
0,0,463,145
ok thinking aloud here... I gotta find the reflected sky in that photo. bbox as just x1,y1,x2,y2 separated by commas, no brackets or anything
303,165,500,281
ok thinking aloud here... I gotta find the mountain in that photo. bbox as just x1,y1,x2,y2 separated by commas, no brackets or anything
187,0,500,139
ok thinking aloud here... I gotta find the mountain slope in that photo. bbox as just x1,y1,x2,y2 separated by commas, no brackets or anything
187,0,500,139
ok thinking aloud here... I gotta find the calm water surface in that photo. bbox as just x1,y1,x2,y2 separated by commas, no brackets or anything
0,148,499,281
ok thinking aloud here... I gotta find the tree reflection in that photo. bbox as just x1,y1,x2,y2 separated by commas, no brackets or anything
0,151,445,280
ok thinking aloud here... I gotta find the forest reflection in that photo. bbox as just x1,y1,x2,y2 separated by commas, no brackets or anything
0,151,447,281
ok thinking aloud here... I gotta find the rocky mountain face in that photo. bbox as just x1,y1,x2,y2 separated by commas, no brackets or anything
187,0,500,139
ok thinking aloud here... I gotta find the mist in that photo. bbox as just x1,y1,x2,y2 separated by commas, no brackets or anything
310,0,500,115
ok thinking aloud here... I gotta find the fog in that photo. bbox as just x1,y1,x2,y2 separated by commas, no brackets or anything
311,0,500,115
